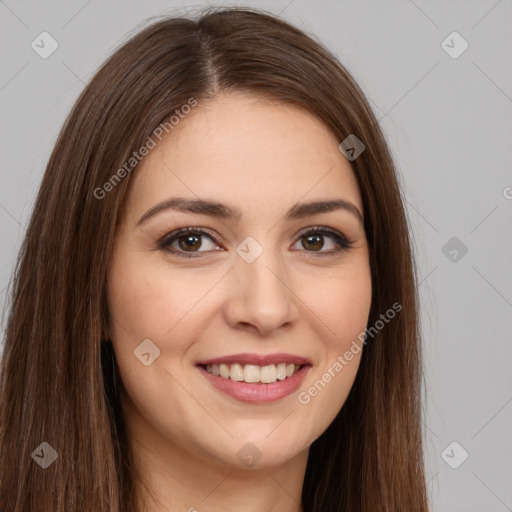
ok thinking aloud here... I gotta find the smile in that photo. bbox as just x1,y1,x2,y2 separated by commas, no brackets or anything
197,364,311,404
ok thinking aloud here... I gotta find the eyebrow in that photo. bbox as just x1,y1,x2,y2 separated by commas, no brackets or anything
136,196,364,226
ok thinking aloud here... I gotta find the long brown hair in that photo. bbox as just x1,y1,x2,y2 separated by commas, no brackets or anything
0,6,429,511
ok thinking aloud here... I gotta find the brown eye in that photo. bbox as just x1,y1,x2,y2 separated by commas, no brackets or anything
292,227,353,255
176,233,202,252
159,228,222,258
158,225,353,260
301,233,325,251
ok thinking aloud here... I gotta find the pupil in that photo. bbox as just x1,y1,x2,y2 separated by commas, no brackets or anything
179,234,200,251
305,234,322,251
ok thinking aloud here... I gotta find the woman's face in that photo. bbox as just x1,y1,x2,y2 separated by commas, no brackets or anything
107,93,372,470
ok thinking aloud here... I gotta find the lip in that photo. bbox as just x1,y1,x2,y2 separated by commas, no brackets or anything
197,363,311,404
196,352,311,366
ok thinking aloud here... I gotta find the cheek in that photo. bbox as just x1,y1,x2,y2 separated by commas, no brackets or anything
294,263,371,433
108,270,165,339
306,263,372,346
107,251,220,370
106,255,209,436
108,252,186,337
107,251,173,371
322,269,371,380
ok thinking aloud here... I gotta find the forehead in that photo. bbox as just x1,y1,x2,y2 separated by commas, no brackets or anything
124,93,363,220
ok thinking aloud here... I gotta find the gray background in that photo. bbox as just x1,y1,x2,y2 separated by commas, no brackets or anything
1,1,511,510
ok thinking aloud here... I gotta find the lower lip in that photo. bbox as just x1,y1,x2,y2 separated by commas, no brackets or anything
197,364,311,404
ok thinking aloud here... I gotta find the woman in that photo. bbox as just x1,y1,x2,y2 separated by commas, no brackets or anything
0,6,429,511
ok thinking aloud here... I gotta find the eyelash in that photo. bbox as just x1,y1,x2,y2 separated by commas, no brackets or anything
157,225,354,259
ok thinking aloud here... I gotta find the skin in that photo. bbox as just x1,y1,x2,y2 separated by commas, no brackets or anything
106,92,372,512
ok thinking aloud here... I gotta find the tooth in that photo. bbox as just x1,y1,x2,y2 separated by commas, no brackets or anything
243,364,261,383
276,363,287,380
230,363,244,381
220,363,229,378
260,364,277,383
211,362,301,381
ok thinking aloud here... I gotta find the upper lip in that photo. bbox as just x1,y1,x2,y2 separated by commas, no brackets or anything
196,352,311,366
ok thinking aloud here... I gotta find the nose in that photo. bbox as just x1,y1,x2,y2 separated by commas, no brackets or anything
223,246,300,337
